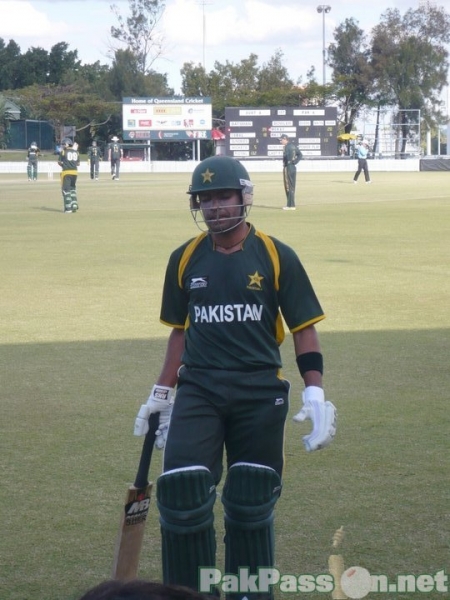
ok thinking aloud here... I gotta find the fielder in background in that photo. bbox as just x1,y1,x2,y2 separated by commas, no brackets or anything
108,135,123,180
134,156,337,600
58,138,80,213
27,141,40,181
353,139,371,184
280,133,302,210
87,140,101,180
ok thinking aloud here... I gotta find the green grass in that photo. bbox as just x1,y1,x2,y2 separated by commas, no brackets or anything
1,171,449,600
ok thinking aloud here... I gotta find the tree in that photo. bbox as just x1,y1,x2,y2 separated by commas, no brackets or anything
107,48,172,100
180,62,209,97
16,47,49,88
0,40,81,91
257,49,293,92
0,94,15,148
181,52,297,119
0,38,21,90
48,42,81,84
110,0,166,75
327,18,374,136
371,5,450,154
16,83,116,149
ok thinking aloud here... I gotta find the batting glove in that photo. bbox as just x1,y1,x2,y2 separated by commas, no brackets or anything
134,385,175,437
293,386,336,452
154,403,173,450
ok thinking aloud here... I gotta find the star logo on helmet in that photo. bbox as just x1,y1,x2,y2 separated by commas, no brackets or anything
201,168,215,183
247,271,264,290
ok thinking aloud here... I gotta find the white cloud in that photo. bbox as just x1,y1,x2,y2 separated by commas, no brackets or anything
0,1,66,37
162,0,314,47
160,0,320,86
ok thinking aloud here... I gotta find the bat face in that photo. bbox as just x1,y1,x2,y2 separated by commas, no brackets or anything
124,487,152,526
111,412,160,581
112,483,153,580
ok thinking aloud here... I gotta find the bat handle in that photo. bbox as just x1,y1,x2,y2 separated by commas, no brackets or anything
134,412,160,489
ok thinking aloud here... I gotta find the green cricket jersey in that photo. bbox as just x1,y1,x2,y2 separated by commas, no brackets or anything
58,148,80,173
160,224,325,370
87,145,100,161
109,142,122,159
283,141,301,167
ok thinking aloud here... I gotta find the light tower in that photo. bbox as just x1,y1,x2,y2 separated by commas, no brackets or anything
316,5,332,86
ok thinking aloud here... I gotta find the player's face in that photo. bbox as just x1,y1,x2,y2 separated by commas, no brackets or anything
198,189,244,234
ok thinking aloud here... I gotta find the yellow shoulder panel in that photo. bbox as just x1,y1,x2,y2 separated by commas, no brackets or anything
254,230,280,291
178,232,208,288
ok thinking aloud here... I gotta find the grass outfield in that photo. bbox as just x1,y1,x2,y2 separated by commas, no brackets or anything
1,171,449,600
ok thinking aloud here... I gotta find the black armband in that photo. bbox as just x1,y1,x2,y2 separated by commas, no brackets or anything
296,352,323,376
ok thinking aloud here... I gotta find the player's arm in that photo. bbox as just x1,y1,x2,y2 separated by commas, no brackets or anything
288,144,297,165
133,327,184,441
134,243,191,439
293,325,322,387
156,327,185,388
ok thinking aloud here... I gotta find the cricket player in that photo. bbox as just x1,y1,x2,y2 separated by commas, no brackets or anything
27,141,40,181
279,133,302,210
58,138,80,213
87,140,101,180
108,135,123,180
353,139,371,183
134,156,336,599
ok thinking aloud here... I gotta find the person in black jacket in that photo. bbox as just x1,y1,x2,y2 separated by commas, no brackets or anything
280,134,302,210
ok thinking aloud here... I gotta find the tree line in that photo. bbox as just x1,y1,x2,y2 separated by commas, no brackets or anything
0,0,449,157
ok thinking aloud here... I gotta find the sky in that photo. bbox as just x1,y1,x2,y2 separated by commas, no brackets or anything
0,0,427,94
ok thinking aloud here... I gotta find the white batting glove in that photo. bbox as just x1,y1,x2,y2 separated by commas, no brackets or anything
293,386,336,452
154,403,173,450
134,385,175,437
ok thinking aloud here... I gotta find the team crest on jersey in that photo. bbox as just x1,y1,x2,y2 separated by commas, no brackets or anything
190,276,209,289
247,271,264,291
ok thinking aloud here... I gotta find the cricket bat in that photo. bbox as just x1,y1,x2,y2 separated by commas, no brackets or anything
111,411,160,580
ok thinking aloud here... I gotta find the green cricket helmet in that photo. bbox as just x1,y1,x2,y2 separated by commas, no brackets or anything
187,156,254,232
188,155,253,202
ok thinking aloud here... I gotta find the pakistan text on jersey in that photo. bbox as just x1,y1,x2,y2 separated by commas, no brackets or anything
193,304,263,323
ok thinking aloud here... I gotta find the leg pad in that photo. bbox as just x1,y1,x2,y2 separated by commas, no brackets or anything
222,463,282,600
157,466,217,590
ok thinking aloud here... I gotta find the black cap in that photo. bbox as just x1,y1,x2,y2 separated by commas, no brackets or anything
279,134,289,141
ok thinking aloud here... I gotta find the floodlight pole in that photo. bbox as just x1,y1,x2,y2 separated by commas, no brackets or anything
317,5,331,86
198,0,212,69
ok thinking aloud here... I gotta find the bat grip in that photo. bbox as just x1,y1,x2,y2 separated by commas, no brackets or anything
134,412,160,489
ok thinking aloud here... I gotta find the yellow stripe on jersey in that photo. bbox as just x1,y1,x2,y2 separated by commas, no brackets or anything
254,229,285,345
290,314,326,334
178,232,208,288
254,230,280,290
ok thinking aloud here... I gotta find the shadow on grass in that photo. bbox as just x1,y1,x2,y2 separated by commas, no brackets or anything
1,328,449,600
33,206,63,213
